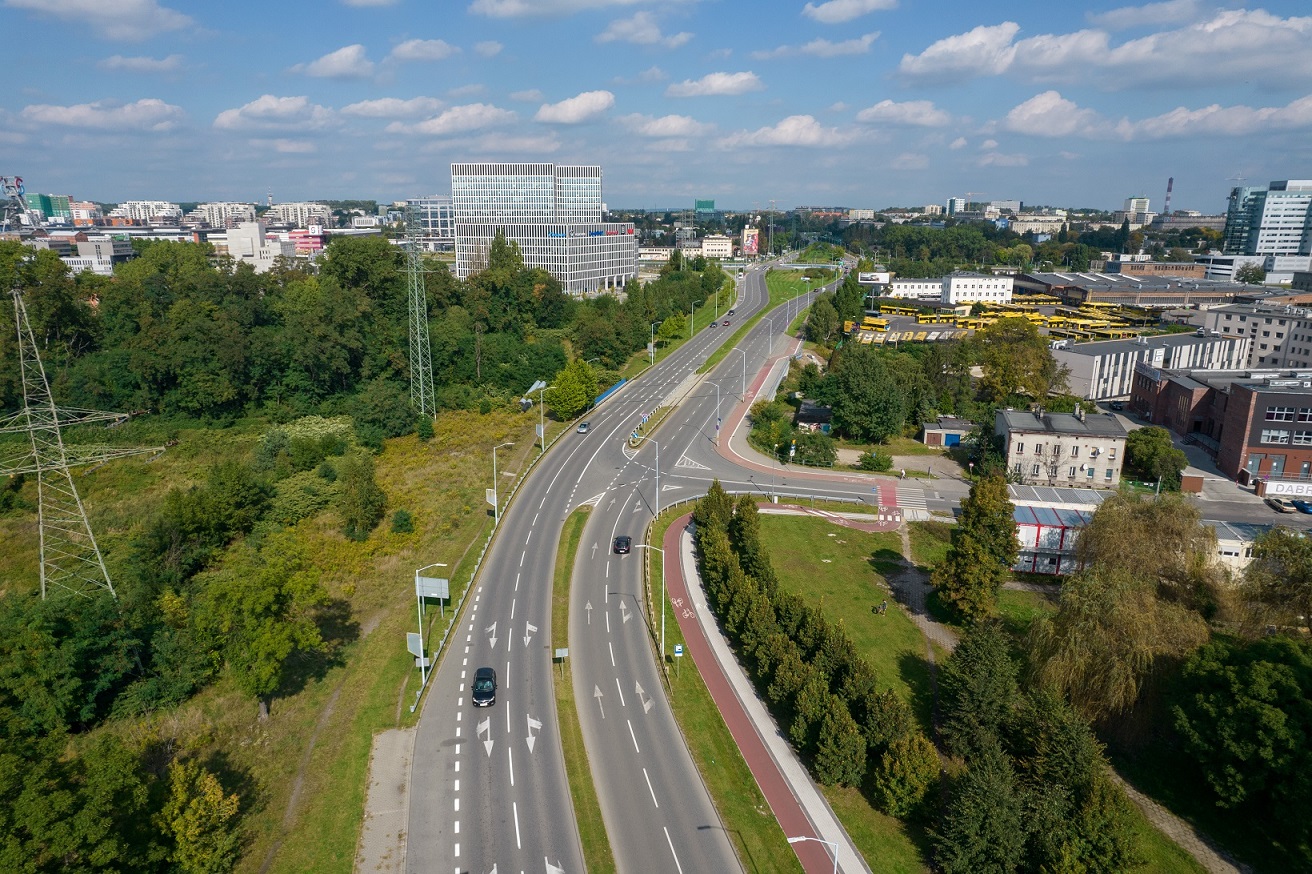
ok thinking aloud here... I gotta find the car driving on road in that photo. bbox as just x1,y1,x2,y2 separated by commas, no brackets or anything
577,421,590,434
613,535,631,554
471,666,496,707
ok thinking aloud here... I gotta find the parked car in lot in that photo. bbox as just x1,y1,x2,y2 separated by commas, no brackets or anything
1266,496,1296,513
613,535,631,554
1293,499,1312,515
471,667,497,707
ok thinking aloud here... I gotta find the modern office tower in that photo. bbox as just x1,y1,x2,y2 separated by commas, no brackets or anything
945,196,966,215
405,195,454,251
451,162,636,295
1223,180,1312,256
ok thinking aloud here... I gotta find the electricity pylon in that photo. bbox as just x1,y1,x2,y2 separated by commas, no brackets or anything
405,203,435,418
1,287,163,598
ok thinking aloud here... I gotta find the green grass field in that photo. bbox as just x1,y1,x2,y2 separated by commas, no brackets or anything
698,268,833,374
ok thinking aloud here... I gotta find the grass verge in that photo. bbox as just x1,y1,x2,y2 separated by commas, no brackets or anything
651,509,804,874
697,269,833,375
552,507,616,873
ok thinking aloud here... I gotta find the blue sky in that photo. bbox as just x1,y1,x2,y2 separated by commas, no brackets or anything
4,0,1310,213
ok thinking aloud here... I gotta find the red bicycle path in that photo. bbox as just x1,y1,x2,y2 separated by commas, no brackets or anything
662,511,840,874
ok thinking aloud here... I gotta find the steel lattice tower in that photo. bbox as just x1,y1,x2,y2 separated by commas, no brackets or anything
1,288,163,598
405,203,436,418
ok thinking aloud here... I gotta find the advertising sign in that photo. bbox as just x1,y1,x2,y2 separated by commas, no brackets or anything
1267,480,1312,497
742,226,759,255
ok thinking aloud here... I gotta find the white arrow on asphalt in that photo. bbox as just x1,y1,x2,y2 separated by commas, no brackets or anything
593,685,606,719
477,717,493,757
591,542,598,559
485,622,498,649
585,601,593,625
526,714,542,753
546,859,565,874
488,866,497,874
619,601,632,624
524,622,537,647
635,681,654,714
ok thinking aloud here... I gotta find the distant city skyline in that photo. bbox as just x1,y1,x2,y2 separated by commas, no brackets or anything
3,0,1309,213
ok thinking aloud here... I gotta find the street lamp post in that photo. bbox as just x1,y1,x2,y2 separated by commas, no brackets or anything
492,442,514,524
534,383,554,453
786,835,838,874
633,544,666,663
414,561,448,688
629,433,661,519
650,321,658,367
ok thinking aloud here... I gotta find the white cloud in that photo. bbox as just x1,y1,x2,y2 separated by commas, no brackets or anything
99,54,183,73
4,0,192,41
1089,0,1202,30
829,102,848,112
855,98,950,126
22,97,184,131
891,152,928,170
1124,93,1312,139
597,11,692,48
646,139,693,152
638,65,667,82
213,95,337,131
899,10,1312,88
392,103,517,135
448,83,486,98
620,112,714,137
980,138,999,149
1004,91,1108,137
295,44,375,78
666,71,763,97
475,41,503,57
250,138,318,153
801,0,896,25
341,97,444,118
979,152,1029,167
510,89,544,101
720,114,854,147
535,90,615,123
470,0,656,17
390,39,460,62
754,32,877,59
949,136,967,149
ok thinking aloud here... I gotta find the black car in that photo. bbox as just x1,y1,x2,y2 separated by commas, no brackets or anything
471,666,496,707
613,535,632,554
1109,401,1125,411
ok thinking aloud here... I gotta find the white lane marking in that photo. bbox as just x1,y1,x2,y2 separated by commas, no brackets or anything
605,611,610,633
519,551,525,567
454,842,459,858
510,598,516,619
513,801,522,849
615,677,626,707
605,560,610,578
608,641,615,667
627,719,640,753
454,797,460,811
454,820,459,833
525,530,532,544
532,512,539,525
454,779,460,791
508,746,515,787
515,572,520,592
454,760,459,772
664,828,685,874
643,767,659,807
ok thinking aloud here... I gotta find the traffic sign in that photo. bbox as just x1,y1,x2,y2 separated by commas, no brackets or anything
674,644,684,657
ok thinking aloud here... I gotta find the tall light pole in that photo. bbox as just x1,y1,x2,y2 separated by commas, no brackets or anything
634,544,666,662
527,382,553,453
787,835,838,874
650,321,659,367
492,442,514,524
726,347,747,401
631,433,659,521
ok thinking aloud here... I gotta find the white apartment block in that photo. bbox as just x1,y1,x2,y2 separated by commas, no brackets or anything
267,201,332,227
848,208,876,220
218,222,297,273
943,272,1013,305
1053,333,1253,400
108,200,182,223
187,202,257,227
701,234,733,259
1205,302,1312,368
1225,180,1312,257
997,407,1128,488
886,278,944,301
451,162,636,295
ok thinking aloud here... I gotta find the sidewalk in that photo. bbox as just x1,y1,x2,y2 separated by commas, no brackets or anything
663,514,871,874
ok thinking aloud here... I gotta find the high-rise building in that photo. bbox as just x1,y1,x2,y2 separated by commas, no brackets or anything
451,162,636,295
405,195,454,251
186,202,257,227
107,200,182,224
945,197,966,215
1223,180,1312,257
266,201,332,228
23,193,72,222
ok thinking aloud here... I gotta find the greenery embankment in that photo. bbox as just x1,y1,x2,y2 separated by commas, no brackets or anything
696,267,833,375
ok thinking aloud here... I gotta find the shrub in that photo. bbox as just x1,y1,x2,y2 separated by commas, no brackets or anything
870,731,940,817
859,450,893,472
391,509,415,534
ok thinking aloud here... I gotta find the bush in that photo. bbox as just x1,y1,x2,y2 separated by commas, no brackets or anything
416,417,434,442
391,509,415,534
870,731,940,817
859,450,893,472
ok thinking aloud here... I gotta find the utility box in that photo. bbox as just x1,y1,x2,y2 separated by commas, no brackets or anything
1180,473,1204,494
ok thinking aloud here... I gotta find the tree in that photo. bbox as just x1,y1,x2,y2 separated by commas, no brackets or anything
337,449,386,541
1028,565,1209,723
932,531,1008,622
1171,636,1312,845
870,731,939,817
959,473,1018,570
804,297,840,344
825,343,908,443
939,622,1020,758
161,758,241,874
813,694,867,787
1234,263,1266,284
1124,426,1187,490
1242,526,1312,631
934,740,1028,874
545,359,598,420
976,318,1069,402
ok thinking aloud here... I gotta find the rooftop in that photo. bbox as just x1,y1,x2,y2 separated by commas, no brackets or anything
996,408,1128,438
1054,332,1244,358
1020,272,1262,292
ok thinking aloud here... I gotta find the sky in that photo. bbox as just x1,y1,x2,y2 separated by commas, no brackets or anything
3,0,1311,213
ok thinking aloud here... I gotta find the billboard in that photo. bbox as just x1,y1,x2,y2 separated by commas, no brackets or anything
742,226,759,255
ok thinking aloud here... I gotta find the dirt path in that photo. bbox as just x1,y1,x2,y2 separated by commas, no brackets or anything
1110,774,1249,874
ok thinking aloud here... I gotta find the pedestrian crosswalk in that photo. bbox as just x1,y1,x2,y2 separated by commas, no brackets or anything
895,486,929,520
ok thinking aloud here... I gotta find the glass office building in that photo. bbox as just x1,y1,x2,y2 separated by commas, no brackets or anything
451,162,636,295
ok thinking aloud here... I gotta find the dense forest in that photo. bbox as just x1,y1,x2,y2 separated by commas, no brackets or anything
0,234,726,871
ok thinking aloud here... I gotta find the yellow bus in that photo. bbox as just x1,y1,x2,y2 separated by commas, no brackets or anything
879,304,919,317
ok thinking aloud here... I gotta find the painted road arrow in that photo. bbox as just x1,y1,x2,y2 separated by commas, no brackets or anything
523,622,537,647
526,714,542,753
585,601,593,625
635,681,654,714
619,601,632,624
477,716,493,757
485,621,498,649
593,685,605,719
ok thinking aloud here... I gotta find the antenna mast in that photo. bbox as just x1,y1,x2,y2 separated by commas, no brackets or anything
405,202,436,418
